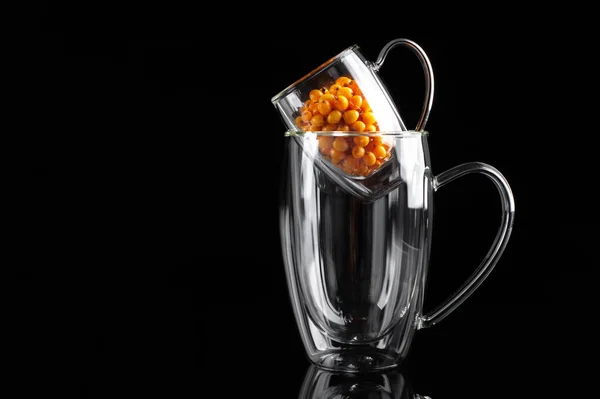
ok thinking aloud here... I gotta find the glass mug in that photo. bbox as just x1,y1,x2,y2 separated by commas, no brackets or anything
299,364,430,399
278,131,515,372
271,38,435,136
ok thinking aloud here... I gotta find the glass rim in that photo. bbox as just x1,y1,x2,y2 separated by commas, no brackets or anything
285,130,428,137
271,44,360,105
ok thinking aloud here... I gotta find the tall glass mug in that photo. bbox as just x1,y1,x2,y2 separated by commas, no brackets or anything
272,39,515,373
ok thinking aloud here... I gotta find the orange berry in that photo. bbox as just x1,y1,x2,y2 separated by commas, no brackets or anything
373,145,387,159
318,100,332,116
335,76,353,87
333,95,349,111
353,136,370,147
309,102,320,114
372,135,383,146
363,152,377,166
357,162,369,175
337,124,350,132
318,136,334,150
365,124,377,132
329,84,342,95
332,137,349,152
321,93,335,104
327,110,343,124
337,87,353,99
331,149,346,164
361,111,377,125
349,80,360,93
310,114,325,127
349,95,363,110
351,121,366,132
352,146,365,158
361,99,372,112
343,110,360,125
342,156,359,172
309,89,323,102
323,124,337,131
301,110,313,122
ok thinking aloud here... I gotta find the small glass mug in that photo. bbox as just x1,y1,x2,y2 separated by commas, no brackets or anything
271,38,435,135
279,131,515,373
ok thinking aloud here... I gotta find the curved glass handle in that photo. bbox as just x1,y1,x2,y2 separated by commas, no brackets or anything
372,38,435,132
418,162,516,329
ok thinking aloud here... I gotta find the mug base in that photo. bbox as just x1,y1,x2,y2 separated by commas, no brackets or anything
311,350,400,373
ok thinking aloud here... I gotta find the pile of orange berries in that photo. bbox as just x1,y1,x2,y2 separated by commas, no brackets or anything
295,76,391,177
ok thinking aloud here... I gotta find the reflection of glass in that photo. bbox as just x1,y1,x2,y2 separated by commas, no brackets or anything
299,365,431,399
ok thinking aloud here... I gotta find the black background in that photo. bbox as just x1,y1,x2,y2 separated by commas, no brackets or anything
18,4,596,398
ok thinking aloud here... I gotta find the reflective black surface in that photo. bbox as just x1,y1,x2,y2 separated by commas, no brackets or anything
298,365,429,398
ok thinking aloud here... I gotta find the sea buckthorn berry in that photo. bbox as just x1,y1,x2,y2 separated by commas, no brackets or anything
311,114,325,127
333,96,349,111
365,124,377,132
363,152,377,166
373,145,387,159
337,124,350,132
342,157,359,173
353,135,370,147
331,149,346,164
295,116,304,127
318,100,332,116
310,102,320,114
309,89,323,102
372,135,383,146
343,110,360,125
348,80,360,93
361,111,377,125
337,87,353,99
336,76,353,87
342,162,354,174
321,93,335,104
329,84,342,95
351,121,366,132
323,124,337,131
361,99,372,112
332,137,349,152
327,110,343,125
352,146,365,158
318,136,334,150
302,110,313,122
357,162,369,175
349,95,363,110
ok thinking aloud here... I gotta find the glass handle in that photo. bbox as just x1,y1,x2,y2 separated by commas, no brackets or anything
418,162,516,329
372,38,435,132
